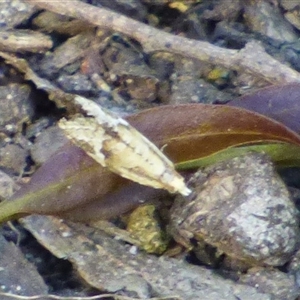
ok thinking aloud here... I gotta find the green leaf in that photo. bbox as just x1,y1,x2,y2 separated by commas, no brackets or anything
175,142,300,170
2,103,300,223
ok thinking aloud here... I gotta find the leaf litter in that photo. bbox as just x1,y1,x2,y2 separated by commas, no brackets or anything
2,1,300,299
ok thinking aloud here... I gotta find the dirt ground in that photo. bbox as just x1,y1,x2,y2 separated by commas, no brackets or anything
1,1,300,299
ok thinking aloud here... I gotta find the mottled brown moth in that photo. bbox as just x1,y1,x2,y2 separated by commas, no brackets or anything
58,95,191,196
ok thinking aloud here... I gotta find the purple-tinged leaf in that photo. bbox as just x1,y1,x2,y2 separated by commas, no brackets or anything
228,83,300,134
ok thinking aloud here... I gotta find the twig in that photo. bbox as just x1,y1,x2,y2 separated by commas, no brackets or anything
0,292,180,300
0,29,52,53
25,0,300,84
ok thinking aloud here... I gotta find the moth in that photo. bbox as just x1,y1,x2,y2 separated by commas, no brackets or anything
59,95,191,196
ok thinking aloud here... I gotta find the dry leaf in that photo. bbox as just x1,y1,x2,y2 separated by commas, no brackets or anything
128,104,300,164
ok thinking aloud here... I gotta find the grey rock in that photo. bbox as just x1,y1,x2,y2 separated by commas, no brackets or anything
0,234,48,298
244,1,298,42
0,84,34,132
239,267,300,300
170,153,299,267
0,170,17,200
22,215,273,300
0,144,28,176
0,0,37,29
31,126,68,165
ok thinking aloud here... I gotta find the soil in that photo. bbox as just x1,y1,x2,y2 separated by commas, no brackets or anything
1,1,300,299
